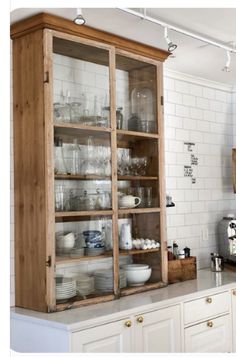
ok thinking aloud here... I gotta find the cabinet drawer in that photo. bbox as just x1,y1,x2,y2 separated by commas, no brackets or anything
184,314,231,353
184,291,230,325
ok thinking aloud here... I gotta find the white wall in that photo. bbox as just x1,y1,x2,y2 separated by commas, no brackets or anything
10,58,236,306
164,70,236,269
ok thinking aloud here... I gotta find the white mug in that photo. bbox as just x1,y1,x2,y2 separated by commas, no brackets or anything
119,195,141,208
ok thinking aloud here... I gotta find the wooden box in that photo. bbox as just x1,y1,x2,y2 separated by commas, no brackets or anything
168,257,197,284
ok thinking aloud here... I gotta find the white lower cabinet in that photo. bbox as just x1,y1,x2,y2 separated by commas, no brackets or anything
71,318,132,353
134,305,182,352
184,314,231,353
232,289,236,352
71,305,182,353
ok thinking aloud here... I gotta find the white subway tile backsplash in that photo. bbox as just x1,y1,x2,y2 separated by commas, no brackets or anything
175,104,190,118
168,90,182,104
175,80,190,94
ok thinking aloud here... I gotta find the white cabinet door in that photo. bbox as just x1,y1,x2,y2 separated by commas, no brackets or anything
232,289,236,352
71,318,132,353
134,305,182,352
184,314,231,353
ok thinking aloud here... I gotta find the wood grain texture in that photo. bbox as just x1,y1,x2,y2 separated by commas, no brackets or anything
168,257,197,284
43,29,56,312
13,30,49,312
233,148,236,193
10,13,169,62
156,64,168,284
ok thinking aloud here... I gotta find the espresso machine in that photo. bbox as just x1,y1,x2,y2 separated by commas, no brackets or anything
218,214,236,263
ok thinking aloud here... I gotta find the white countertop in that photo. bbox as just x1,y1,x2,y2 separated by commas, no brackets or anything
11,269,236,332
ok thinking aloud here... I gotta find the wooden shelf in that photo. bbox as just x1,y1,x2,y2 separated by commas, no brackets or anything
54,123,111,140
55,173,111,180
55,210,113,218
118,207,161,215
56,252,113,265
117,129,159,140
118,175,158,181
120,248,160,256
56,294,115,311
54,122,111,133
121,281,166,297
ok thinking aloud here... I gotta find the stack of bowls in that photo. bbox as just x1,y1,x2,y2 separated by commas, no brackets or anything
94,269,126,293
83,230,105,256
121,264,152,287
56,232,75,256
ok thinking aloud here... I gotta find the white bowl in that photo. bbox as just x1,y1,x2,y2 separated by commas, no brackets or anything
56,236,75,249
122,264,149,271
124,267,152,287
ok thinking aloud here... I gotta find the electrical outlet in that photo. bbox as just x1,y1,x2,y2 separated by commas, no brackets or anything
201,226,209,241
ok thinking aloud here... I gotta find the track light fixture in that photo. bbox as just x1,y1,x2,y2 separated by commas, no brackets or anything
222,50,231,72
164,27,177,52
74,8,86,25
118,8,236,72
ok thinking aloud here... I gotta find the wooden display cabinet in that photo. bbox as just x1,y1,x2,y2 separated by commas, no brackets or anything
233,148,236,193
11,13,169,312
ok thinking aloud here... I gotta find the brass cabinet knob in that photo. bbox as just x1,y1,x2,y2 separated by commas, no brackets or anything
137,316,144,323
125,320,132,328
207,321,213,328
206,297,212,304
233,290,236,296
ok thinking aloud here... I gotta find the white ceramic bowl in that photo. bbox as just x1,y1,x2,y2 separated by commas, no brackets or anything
124,267,152,287
122,264,149,271
56,234,75,249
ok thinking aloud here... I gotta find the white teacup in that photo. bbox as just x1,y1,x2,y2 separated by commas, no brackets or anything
119,195,141,208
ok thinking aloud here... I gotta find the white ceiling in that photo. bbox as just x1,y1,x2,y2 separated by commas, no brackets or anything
11,8,236,85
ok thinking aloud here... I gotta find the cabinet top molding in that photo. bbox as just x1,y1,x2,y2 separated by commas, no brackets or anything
10,12,170,62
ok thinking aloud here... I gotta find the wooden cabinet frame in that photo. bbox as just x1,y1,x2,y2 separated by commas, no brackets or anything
11,13,169,312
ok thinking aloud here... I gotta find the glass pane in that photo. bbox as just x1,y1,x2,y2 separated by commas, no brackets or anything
117,134,159,208
53,37,110,128
116,54,157,133
118,212,161,289
55,216,116,303
54,130,112,212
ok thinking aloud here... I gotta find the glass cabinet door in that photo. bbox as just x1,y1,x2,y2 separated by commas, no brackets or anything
115,52,163,294
51,36,121,309
53,37,111,128
115,54,158,133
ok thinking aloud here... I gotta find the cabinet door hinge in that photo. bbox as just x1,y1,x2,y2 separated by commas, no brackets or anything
161,95,164,106
44,71,50,83
46,255,52,267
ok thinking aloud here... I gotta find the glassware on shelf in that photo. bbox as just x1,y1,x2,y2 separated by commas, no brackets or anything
53,90,71,123
128,113,139,131
83,190,98,211
129,87,156,133
95,189,111,210
116,107,123,129
145,187,153,207
71,138,81,175
54,136,69,174
55,185,68,211
70,101,81,123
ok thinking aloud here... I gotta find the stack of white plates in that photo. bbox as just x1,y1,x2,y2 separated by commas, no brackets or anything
76,274,95,296
94,269,126,293
56,279,76,301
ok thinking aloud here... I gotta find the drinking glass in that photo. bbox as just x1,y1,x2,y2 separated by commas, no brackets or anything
55,185,68,211
135,187,145,207
70,102,81,123
145,187,152,207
